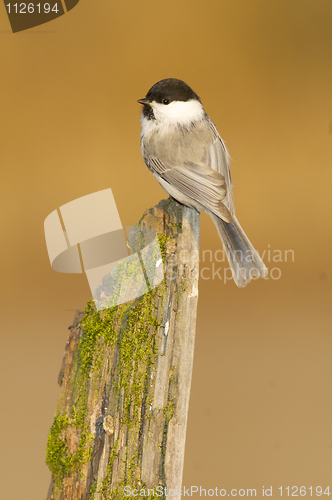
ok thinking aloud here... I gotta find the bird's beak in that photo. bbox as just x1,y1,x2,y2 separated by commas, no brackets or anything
137,98,150,106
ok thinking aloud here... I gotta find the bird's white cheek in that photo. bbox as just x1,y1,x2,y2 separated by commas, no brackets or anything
152,100,205,126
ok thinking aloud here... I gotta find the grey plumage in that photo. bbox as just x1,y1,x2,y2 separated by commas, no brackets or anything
138,78,267,287
211,215,267,287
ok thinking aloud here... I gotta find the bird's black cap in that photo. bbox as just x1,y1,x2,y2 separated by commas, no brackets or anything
138,78,200,119
145,78,200,104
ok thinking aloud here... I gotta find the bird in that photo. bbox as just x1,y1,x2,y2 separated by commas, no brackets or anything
137,78,267,287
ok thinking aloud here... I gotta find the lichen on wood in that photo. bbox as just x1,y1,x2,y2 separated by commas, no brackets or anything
46,197,200,500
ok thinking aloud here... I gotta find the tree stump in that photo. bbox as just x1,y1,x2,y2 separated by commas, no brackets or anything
46,197,200,500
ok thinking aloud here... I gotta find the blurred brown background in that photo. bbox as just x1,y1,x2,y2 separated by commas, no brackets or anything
0,1,332,498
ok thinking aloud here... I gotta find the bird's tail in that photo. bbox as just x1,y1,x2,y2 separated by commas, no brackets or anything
211,214,268,287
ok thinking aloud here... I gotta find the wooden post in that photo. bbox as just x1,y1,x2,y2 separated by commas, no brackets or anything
46,197,200,500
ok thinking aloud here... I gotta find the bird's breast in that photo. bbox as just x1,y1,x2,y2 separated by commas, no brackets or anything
142,118,215,166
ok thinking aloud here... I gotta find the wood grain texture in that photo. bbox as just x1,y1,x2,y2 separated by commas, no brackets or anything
46,197,200,500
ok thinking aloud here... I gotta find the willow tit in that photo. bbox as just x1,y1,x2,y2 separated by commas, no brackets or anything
138,78,267,287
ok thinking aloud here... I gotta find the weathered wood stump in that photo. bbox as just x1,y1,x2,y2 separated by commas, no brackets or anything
46,197,200,500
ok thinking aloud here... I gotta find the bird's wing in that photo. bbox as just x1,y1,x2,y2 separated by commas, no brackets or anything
204,118,235,215
144,154,232,222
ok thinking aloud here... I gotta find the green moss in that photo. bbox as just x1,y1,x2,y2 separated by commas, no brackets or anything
159,367,177,490
45,300,106,490
158,234,169,264
91,281,167,498
46,415,71,487
169,222,182,230
46,231,175,496
89,480,97,497
46,413,93,489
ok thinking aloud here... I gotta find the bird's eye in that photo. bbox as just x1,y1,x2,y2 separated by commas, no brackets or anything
163,99,170,105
